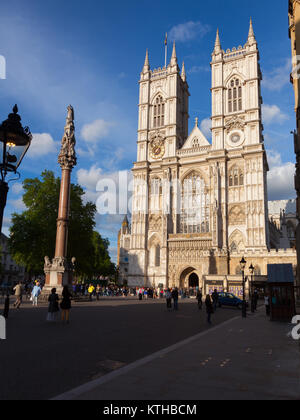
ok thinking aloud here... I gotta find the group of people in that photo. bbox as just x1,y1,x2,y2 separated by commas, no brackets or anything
10,280,43,309
72,284,130,300
47,286,72,323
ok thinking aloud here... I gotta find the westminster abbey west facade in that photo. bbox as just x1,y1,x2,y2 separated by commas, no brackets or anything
118,21,297,294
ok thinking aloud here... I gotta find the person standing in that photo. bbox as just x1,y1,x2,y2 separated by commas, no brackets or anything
166,288,172,311
88,284,95,301
61,286,72,324
197,289,203,310
205,295,214,325
172,288,179,311
212,289,219,312
253,289,259,311
47,288,60,322
264,294,270,316
13,282,23,309
96,284,101,301
31,282,42,307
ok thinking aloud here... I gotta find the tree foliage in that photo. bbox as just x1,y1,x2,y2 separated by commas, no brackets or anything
9,170,114,277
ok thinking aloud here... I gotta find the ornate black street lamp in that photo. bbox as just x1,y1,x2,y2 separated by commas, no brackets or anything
0,105,31,319
249,263,255,313
240,257,247,318
0,105,32,232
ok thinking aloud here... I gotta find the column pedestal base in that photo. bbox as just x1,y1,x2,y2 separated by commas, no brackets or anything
40,257,74,301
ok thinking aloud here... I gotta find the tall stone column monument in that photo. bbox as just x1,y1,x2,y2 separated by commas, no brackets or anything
43,105,77,295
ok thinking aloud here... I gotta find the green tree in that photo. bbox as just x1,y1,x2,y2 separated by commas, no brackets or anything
91,231,116,278
8,170,111,276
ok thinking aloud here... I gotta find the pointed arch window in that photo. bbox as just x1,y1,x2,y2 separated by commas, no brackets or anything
229,166,244,188
228,78,242,113
153,95,165,128
151,178,162,196
180,173,210,234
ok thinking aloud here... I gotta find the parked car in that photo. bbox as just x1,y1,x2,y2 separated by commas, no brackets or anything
218,292,247,309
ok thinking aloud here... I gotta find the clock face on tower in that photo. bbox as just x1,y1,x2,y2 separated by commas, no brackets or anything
150,135,165,160
226,130,244,148
230,133,241,143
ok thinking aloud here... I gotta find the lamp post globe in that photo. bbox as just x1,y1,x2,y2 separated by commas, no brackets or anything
240,257,247,318
0,105,32,232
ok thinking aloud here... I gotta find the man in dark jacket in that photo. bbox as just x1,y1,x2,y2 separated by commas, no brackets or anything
197,289,203,310
172,288,179,311
212,289,219,312
205,295,214,324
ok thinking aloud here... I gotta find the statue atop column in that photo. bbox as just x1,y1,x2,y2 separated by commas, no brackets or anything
58,105,77,170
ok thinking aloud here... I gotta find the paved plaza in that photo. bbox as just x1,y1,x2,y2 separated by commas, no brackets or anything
1,296,299,400
57,309,300,401
0,297,238,400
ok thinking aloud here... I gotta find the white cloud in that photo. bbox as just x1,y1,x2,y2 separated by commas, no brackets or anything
11,183,23,195
2,217,11,228
262,59,291,91
169,21,210,43
262,104,289,125
188,65,210,74
267,149,295,200
81,119,112,143
77,165,103,191
200,118,212,139
27,133,58,158
118,72,126,79
8,198,26,211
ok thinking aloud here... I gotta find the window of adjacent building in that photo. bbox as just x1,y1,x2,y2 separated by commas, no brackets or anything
153,96,165,128
228,78,242,113
229,166,244,187
287,222,296,239
180,173,210,234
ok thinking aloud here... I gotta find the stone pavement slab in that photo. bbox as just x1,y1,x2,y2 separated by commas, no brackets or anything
54,311,300,401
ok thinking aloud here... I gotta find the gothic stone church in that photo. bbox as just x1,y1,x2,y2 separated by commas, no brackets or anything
118,22,297,293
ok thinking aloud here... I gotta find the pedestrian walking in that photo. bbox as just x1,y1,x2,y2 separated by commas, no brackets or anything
3,293,10,319
13,282,23,309
172,288,179,311
205,295,214,324
212,289,219,312
264,294,270,316
88,284,95,301
47,288,60,322
60,286,72,324
31,282,42,306
166,288,172,311
197,289,203,310
96,284,101,301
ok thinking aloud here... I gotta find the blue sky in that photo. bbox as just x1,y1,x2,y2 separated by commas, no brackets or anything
0,0,296,262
